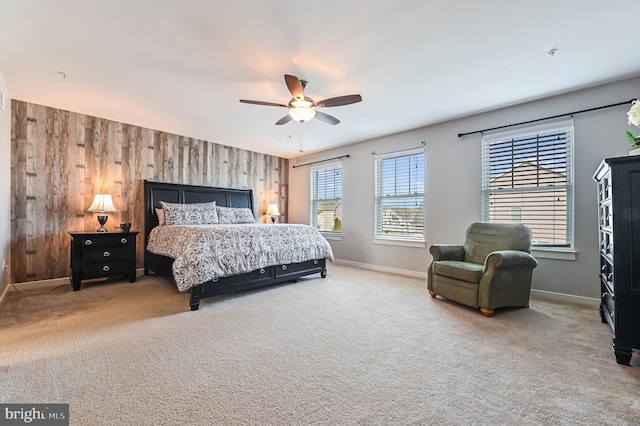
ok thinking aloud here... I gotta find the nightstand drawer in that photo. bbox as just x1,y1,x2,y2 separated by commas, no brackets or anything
80,235,133,248
83,247,130,262
82,261,130,277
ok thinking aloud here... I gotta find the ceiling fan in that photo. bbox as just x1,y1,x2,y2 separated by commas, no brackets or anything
239,74,362,126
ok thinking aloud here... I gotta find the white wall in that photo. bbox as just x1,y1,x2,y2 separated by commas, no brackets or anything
289,76,640,299
0,67,11,303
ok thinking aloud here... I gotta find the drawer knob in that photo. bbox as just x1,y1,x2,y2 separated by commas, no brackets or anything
314,260,318,265
212,277,219,282
103,251,110,257
103,265,110,272
282,265,287,271
260,268,265,274
84,240,93,245
121,238,128,244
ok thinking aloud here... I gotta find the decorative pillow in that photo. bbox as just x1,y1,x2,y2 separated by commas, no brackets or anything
216,206,256,224
160,201,219,225
155,208,166,226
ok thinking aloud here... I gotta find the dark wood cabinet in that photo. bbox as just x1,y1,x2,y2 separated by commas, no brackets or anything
69,231,139,291
594,156,640,365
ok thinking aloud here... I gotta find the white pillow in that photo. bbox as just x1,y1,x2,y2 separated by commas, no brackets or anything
160,201,219,225
216,206,256,224
155,208,166,226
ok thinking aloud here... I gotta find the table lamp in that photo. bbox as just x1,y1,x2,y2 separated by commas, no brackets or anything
88,193,117,232
265,204,280,223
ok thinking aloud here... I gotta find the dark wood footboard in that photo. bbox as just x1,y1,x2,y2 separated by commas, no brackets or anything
143,180,329,311
146,252,326,310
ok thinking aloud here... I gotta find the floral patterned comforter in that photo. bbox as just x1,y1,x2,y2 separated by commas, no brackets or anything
146,223,334,291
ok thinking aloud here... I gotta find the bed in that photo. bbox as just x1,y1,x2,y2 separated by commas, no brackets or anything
143,180,332,310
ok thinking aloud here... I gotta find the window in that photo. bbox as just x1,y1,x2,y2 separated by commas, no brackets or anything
310,163,342,234
374,149,425,242
481,120,574,248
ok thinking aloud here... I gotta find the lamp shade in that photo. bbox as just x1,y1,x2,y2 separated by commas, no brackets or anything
87,194,117,213
266,204,280,217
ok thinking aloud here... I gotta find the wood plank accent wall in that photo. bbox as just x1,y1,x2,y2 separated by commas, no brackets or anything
11,100,289,283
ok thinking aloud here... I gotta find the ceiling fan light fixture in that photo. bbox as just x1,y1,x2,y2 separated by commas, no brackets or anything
289,106,316,122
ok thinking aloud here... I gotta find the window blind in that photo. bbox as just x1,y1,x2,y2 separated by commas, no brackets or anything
481,121,574,247
310,164,342,233
374,149,425,241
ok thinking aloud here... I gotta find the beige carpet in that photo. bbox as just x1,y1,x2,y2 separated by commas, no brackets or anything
1,264,639,425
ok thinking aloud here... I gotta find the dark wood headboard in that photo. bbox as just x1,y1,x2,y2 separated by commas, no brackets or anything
143,180,254,248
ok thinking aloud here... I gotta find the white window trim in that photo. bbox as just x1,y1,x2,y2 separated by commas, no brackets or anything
310,161,343,236
373,147,426,246
532,247,576,261
373,237,426,248
481,119,575,252
322,232,342,241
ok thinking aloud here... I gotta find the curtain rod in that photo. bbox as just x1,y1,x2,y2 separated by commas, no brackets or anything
372,141,426,156
292,154,350,168
457,99,635,138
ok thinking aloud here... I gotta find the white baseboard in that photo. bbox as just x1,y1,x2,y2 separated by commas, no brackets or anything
0,281,10,309
11,276,70,290
9,268,146,291
530,289,600,308
0,267,12,310
333,259,428,279
333,259,600,307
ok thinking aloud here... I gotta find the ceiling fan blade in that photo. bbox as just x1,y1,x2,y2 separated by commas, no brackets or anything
284,74,305,100
240,99,288,108
315,111,340,125
315,94,362,108
275,114,293,125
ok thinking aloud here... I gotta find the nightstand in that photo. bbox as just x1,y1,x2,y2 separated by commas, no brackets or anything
69,231,139,291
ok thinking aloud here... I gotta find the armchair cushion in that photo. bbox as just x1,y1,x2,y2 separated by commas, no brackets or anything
433,261,484,283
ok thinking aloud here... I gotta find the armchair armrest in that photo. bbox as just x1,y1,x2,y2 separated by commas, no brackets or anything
479,250,538,310
485,250,538,269
430,244,465,261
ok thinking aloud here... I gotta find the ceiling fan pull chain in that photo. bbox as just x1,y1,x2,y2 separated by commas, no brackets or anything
299,128,304,153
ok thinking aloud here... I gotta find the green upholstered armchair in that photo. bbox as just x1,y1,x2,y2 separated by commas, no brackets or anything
427,222,537,317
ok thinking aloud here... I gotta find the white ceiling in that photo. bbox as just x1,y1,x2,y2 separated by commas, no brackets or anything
1,1,639,159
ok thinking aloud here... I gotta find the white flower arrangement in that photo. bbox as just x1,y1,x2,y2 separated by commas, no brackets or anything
626,99,640,148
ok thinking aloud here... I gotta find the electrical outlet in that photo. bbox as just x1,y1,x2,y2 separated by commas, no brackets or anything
2,259,6,271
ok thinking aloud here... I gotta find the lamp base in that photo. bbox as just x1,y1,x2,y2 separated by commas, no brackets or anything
96,215,108,232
